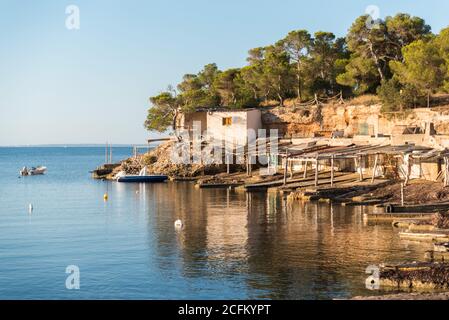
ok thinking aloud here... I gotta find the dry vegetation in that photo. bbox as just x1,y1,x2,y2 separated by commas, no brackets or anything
370,180,449,204
345,94,380,106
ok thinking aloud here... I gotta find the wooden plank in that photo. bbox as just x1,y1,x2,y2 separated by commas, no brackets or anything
245,171,350,190
364,212,435,222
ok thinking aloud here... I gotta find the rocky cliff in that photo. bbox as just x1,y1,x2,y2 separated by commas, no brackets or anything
262,97,449,138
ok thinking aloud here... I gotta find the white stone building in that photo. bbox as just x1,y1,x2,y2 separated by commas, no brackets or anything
178,108,262,147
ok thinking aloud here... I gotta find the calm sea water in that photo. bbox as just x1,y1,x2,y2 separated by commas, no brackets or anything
0,147,431,299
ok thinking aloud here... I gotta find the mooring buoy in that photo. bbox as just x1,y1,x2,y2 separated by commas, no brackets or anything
174,219,183,229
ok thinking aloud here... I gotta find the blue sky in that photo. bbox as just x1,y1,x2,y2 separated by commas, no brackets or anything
1,0,448,145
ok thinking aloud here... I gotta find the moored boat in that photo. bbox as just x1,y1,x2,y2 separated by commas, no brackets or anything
20,166,47,176
115,166,168,183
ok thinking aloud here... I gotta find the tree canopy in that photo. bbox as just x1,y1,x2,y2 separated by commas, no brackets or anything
390,39,446,107
145,12,449,133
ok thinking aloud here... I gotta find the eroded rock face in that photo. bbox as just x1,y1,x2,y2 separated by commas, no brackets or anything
262,102,382,137
262,101,449,138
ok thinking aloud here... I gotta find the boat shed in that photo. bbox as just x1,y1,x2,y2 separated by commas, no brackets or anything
267,142,449,187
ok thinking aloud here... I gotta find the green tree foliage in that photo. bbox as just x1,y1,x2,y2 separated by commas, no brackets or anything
213,68,240,106
145,12,449,133
338,13,431,94
385,13,431,61
144,91,181,133
176,64,221,109
435,27,449,91
241,46,294,105
198,63,220,90
345,15,390,82
277,30,312,100
308,32,348,96
377,78,422,111
262,45,295,105
336,55,379,95
213,68,257,108
390,39,446,107
377,78,403,112
242,47,272,102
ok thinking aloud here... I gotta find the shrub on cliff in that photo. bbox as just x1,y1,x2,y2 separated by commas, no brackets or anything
378,78,426,112
377,79,403,112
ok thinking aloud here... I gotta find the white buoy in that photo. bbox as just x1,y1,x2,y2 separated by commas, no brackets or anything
174,219,183,229
28,204,33,213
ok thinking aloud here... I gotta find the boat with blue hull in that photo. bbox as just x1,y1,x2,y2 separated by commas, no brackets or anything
115,167,168,183
117,175,168,183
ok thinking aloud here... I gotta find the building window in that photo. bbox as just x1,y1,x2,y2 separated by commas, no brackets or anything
222,117,232,126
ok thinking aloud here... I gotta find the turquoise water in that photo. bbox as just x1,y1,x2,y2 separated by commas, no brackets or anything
0,147,431,299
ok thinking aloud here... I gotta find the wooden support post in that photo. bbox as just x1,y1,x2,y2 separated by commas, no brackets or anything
404,154,411,186
246,155,250,177
443,156,449,187
444,157,446,186
358,155,363,181
303,160,308,178
419,158,422,179
444,157,449,187
283,149,288,186
249,155,252,175
401,182,405,206
289,159,293,178
314,158,319,187
445,157,449,187
330,156,334,187
371,154,379,184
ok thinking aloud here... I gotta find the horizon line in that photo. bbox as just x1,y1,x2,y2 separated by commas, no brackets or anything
0,143,150,148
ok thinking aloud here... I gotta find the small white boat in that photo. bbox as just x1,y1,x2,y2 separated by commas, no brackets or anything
20,166,47,176
115,166,168,183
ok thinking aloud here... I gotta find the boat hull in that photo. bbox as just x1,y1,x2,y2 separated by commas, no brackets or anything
117,175,168,183
20,166,47,176
29,169,46,175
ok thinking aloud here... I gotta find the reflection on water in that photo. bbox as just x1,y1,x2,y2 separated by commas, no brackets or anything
120,182,430,300
0,147,431,299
